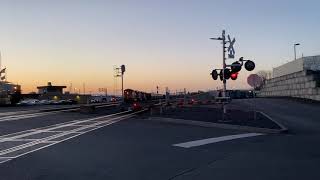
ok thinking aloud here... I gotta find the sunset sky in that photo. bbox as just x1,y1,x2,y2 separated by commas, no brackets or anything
0,0,319,94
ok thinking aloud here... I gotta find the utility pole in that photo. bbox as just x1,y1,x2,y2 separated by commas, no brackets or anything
83,83,85,95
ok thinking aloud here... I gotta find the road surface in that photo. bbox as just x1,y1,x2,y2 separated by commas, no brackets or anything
0,98,319,180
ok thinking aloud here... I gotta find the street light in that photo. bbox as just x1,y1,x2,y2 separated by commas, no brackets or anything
294,43,300,60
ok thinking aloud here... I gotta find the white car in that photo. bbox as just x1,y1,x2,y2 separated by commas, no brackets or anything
18,99,40,106
39,100,50,105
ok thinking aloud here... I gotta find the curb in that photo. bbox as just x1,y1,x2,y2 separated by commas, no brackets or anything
147,116,288,134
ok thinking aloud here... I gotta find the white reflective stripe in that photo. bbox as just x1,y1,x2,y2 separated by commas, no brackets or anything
173,133,263,148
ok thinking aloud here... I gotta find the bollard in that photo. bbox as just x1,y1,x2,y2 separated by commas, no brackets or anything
159,99,163,115
150,107,153,116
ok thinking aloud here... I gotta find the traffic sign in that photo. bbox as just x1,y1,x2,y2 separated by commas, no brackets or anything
247,74,262,88
227,35,235,58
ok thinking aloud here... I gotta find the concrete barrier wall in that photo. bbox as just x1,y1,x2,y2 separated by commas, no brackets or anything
259,70,320,101
273,55,320,78
273,58,304,78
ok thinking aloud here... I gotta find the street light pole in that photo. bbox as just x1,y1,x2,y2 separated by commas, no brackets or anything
121,73,124,99
294,43,300,60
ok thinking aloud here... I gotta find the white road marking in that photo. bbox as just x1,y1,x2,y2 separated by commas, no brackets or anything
0,158,11,164
0,109,145,164
0,103,119,122
173,133,263,148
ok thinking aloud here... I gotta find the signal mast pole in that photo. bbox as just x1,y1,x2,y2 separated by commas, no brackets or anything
211,30,227,114
120,65,126,102
222,30,227,114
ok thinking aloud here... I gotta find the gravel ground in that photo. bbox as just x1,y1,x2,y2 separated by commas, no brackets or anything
147,106,281,129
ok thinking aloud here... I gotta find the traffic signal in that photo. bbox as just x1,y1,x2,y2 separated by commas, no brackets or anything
244,60,255,71
211,70,218,80
230,72,238,80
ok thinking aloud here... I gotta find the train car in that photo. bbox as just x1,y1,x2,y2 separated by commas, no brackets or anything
124,89,136,103
124,89,164,103
151,93,165,101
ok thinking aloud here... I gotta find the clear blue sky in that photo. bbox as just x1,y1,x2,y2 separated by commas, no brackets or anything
0,0,319,93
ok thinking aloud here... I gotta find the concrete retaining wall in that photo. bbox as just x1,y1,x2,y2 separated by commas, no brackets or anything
273,55,320,78
259,70,320,101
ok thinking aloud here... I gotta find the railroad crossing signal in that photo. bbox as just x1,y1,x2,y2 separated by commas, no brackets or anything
231,61,241,73
244,60,255,71
121,65,126,74
211,57,255,81
211,70,218,80
230,72,238,80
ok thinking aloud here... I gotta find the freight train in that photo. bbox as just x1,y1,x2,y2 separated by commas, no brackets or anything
124,89,164,103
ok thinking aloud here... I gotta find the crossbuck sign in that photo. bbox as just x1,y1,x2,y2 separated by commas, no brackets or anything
227,35,236,58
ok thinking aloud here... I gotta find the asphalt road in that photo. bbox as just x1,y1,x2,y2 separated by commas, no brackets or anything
0,98,319,180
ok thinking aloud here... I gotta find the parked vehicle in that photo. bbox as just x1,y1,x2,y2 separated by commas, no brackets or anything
17,99,40,106
39,100,50,105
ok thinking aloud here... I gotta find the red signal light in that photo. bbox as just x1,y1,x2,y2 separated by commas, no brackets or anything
231,72,238,80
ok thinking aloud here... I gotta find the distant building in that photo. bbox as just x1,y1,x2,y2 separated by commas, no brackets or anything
37,82,66,95
0,81,21,105
0,81,21,94
34,82,92,104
